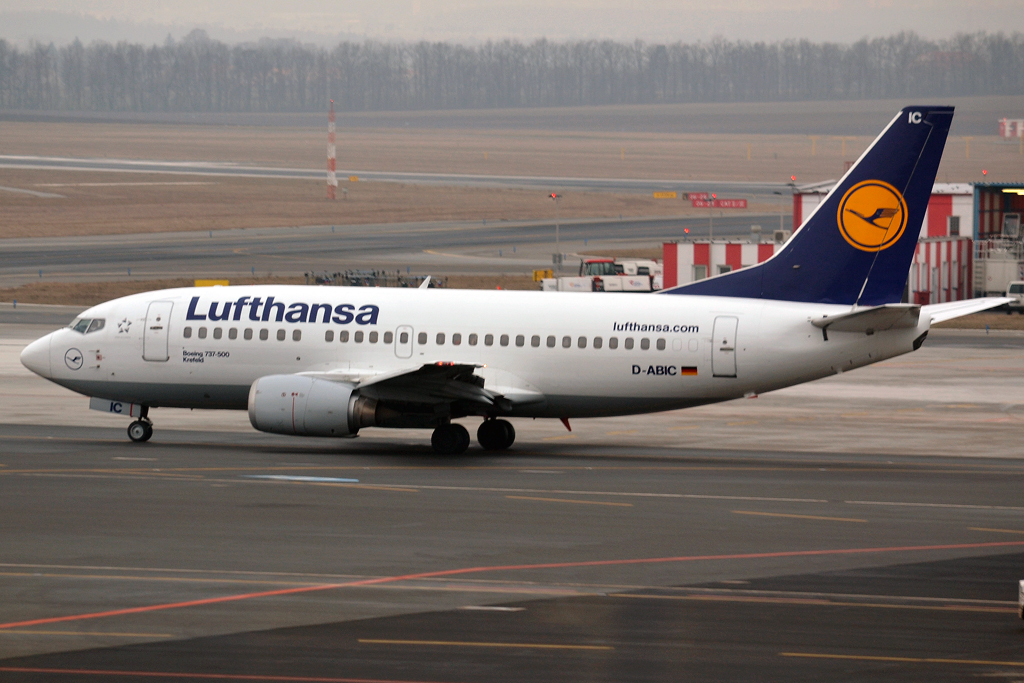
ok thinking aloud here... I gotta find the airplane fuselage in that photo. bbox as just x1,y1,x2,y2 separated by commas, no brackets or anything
22,285,928,420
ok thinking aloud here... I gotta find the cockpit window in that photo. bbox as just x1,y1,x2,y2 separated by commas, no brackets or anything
70,318,106,334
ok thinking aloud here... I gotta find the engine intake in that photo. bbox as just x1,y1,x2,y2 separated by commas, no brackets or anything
248,374,379,437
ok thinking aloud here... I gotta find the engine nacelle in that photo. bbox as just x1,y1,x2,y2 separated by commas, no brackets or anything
248,374,379,437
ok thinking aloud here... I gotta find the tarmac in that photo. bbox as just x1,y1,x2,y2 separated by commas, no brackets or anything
1,307,1023,681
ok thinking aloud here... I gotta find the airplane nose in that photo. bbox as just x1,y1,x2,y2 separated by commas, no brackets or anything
21,334,52,378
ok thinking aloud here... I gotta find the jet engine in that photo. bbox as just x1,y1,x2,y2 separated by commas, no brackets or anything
248,374,380,437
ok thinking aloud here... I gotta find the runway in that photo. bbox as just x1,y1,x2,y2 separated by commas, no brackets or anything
0,214,789,286
1,316,1023,680
0,155,789,196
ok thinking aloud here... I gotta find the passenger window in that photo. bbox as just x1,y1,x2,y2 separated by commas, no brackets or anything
340,330,349,342
546,335,556,348
228,328,238,340
369,331,378,343
500,334,509,347
213,328,222,340
531,335,540,347
244,328,253,340
469,333,478,346
418,332,427,344
594,336,603,349
198,327,208,339
656,338,666,350
276,329,286,341
71,319,90,334
354,331,364,343
293,330,301,341
609,337,618,349
624,338,634,349
640,338,650,350
384,331,394,344
86,319,105,334
515,334,525,347
578,336,587,349
183,327,192,339
485,334,494,346
436,332,445,345
259,329,269,340
325,330,334,342
453,333,462,346
561,335,571,348
400,331,409,344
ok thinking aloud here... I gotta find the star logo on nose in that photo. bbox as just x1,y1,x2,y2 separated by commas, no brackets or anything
118,319,131,333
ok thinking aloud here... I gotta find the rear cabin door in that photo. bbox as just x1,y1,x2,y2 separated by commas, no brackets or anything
143,301,173,362
395,325,414,359
711,316,738,378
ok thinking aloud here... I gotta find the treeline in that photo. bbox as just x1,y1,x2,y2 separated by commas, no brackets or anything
1,30,1022,112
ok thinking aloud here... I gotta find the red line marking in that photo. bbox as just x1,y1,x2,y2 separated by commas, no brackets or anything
0,668,444,682
2,541,1021,631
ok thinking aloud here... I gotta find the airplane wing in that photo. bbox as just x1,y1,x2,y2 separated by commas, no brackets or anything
303,362,515,412
921,297,1011,324
811,304,920,334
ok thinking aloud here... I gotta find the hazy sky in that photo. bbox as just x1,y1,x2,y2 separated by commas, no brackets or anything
1,0,1022,46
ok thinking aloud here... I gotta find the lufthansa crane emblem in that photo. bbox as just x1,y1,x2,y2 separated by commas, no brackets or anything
836,180,908,252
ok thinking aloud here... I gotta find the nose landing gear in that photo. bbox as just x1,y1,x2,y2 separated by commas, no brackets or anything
127,419,153,442
127,406,153,442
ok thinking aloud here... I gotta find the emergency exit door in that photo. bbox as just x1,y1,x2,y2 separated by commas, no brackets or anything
143,301,173,362
394,325,414,359
712,316,738,378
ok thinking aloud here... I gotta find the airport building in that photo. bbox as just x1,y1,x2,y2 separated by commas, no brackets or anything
664,182,1024,300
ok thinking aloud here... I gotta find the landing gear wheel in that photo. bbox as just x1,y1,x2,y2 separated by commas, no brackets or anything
127,420,153,443
431,423,471,455
478,419,515,451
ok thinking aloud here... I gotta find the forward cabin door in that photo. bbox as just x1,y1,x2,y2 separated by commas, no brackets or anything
143,301,173,362
711,316,738,378
395,325,414,359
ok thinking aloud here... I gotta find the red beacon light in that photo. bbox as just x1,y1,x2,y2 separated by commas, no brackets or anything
982,169,988,176
790,175,797,182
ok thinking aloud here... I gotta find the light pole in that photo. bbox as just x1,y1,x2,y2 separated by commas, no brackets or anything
550,192,561,271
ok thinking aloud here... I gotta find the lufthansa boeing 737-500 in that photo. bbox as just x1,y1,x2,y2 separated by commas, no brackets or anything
20,106,1008,454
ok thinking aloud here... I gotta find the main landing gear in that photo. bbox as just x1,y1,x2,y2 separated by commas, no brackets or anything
430,419,515,455
127,406,153,443
477,419,515,452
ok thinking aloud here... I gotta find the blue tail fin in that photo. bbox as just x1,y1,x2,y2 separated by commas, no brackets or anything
664,106,954,306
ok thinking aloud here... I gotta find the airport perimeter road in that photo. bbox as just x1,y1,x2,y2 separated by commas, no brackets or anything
0,155,790,196
0,214,789,286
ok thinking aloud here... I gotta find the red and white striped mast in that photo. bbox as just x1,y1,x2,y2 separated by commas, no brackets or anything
327,99,337,200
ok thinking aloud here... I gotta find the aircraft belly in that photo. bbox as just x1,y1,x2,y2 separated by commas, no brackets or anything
54,378,250,410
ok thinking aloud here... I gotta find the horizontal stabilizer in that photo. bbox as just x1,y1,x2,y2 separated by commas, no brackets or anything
811,304,920,334
922,298,1011,325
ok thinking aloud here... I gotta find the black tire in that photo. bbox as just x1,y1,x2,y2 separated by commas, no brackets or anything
478,419,515,451
127,420,152,443
495,419,515,449
431,423,470,455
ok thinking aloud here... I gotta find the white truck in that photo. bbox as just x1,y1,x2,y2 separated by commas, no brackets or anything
1006,280,1024,314
541,258,663,293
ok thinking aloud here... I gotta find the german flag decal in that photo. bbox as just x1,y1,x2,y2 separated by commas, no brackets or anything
679,367,699,376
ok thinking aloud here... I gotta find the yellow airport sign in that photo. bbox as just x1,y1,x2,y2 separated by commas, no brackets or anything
533,269,554,281
195,280,229,287
653,191,677,199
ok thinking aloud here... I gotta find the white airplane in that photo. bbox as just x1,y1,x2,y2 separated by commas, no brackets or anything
20,105,1006,454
